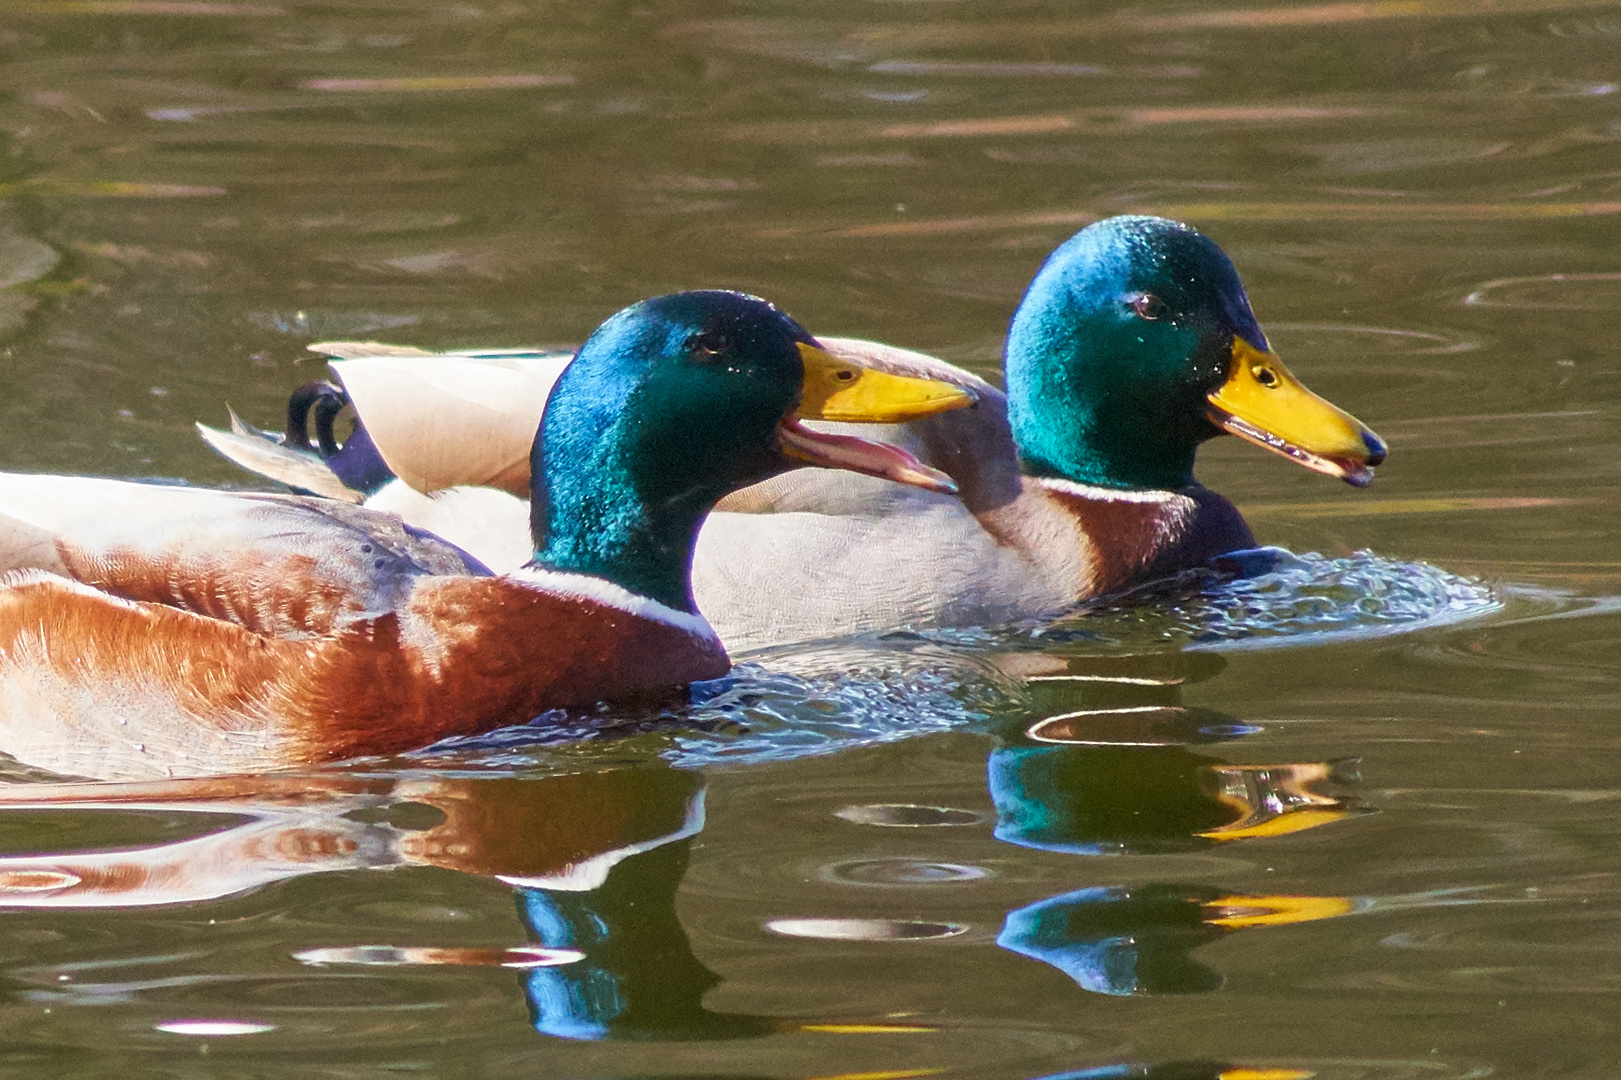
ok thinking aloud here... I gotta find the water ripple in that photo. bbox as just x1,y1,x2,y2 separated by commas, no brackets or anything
410,638,1022,772
920,549,1502,652
418,551,1502,773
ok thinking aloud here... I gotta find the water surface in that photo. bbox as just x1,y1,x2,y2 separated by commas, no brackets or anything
0,1,1619,1076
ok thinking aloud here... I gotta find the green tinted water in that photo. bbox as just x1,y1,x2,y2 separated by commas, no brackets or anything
0,0,1619,1076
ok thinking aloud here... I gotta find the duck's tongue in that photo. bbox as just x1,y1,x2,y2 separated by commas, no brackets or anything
778,418,958,495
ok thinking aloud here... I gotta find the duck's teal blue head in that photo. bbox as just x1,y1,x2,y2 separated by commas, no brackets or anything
531,290,973,612
1006,215,1386,492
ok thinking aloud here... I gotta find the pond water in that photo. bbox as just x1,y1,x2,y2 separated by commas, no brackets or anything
1,0,1619,1076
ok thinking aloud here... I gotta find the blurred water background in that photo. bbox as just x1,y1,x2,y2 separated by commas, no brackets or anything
0,1,1618,1076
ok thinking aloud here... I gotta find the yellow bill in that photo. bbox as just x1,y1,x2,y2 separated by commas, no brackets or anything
1205,337,1387,487
778,343,972,495
796,342,976,423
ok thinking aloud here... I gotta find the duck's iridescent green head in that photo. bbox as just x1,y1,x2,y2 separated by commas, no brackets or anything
1006,215,1386,492
532,290,972,612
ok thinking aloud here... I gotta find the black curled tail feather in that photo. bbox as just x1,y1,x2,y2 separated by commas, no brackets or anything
283,381,397,497
285,381,351,456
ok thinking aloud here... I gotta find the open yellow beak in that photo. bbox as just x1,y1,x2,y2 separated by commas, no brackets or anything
1205,338,1387,487
778,342,973,495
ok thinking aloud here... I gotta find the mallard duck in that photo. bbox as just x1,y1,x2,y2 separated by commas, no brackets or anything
0,291,972,780
201,216,1386,652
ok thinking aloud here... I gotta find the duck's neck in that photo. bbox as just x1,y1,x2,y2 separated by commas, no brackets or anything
528,458,719,616
1004,307,1200,493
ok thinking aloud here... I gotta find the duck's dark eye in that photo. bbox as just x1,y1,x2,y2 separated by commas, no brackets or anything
685,332,730,360
1131,293,1169,321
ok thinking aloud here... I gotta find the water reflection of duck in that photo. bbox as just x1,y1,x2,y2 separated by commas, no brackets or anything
999,884,1354,997
992,745,1353,856
515,836,774,1040
976,651,1358,995
0,767,800,1040
0,767,705,909
0,765,940,1037
987,652,1358,855
0,292,968,780
202,216,1386,651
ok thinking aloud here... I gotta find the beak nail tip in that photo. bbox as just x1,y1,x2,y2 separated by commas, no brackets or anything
1362,431,1388,464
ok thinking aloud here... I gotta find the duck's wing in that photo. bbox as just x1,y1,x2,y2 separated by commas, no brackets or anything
365,482,533,574
0,474,486,639
324,348,570,496
196,408,365,503
307,340,439,360
206,338,1002,516
312,341,559,362
197,345,570,500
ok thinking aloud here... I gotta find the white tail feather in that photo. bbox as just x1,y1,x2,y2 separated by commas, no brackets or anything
195,423,363,503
